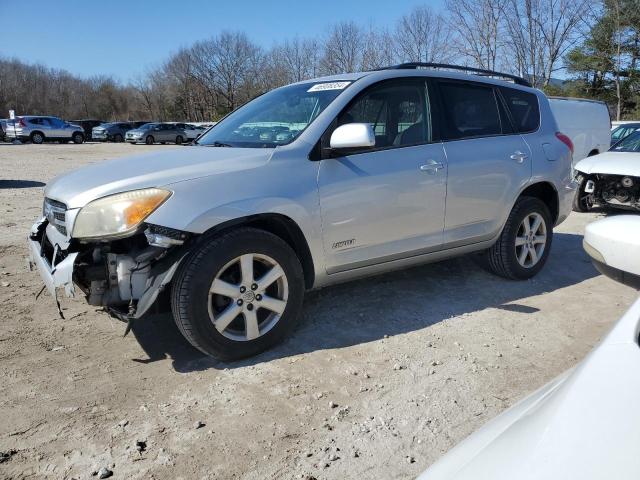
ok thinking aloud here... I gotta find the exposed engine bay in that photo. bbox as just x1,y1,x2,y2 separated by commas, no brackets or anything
29,219,191,322
580,173,640,211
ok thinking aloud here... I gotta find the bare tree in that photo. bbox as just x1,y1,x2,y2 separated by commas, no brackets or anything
503,0,591,86
446,0,506,70
190,31,263,113
395,5,451,63
361,27,398,70
321,21,364,74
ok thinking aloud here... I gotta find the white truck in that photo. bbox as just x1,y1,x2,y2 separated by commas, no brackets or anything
548,97,611,164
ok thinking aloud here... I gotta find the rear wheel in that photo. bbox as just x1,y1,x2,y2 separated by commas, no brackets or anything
482,196,552,280
113,133,124,143
171,227,305,360
72,132,84,144
30,132,44,144
145,135,154,145
573,175,594,212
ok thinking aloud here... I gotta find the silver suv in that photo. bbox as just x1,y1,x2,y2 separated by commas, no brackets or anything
125,122,187,144
5,116,85,144
28,64,575,360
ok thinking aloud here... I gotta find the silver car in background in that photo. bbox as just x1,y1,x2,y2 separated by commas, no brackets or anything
5,116,85,144
28,63,575,360
125,122,187,144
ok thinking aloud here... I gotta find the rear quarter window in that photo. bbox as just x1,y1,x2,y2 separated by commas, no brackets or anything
500,87,540,133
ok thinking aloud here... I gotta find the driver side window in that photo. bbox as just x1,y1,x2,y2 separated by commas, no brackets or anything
336,79,430,151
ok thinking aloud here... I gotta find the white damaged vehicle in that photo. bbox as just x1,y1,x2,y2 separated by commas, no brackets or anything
419,214,640,480
573,130,640,212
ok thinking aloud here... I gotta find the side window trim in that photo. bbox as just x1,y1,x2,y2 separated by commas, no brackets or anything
312,77,435,160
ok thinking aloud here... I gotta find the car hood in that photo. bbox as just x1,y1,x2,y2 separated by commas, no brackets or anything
574,151,640,176
45,147,274,209
419,296,640,480
127,129,145,135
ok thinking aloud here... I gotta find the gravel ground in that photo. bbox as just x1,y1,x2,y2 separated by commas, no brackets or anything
0,142,636,480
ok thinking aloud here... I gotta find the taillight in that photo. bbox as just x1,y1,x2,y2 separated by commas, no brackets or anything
556,132,574,154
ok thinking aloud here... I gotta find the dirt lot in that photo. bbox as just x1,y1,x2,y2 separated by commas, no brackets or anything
0,142,636,480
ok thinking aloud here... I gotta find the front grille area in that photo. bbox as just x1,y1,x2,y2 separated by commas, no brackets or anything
43,198,68,236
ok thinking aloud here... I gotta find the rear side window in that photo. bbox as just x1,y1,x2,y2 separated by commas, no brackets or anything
439,81,502,140
500,87,540,133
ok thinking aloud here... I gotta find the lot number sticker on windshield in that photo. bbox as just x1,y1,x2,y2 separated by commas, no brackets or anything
307,81,351,92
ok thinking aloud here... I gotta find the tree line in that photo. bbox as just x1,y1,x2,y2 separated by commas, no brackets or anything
1,0,639,122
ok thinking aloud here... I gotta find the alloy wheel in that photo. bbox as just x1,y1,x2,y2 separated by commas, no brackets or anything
208,253,289,341
515,212,547,268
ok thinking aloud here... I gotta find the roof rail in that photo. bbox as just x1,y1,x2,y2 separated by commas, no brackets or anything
380,62,532,87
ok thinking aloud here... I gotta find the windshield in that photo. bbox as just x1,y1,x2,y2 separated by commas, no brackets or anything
610,130,640,152
197,81,352,148
611,125,639,142
139,123,157,130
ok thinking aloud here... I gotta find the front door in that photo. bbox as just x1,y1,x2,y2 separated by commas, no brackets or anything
318,78,447,273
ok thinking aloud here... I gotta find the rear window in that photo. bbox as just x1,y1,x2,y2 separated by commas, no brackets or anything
500,87,540,133
439,81,502,140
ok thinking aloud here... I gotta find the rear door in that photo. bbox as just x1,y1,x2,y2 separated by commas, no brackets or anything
47,117,67,137
437,80,532,246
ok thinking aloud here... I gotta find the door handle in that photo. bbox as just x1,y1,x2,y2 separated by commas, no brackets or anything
419,160,445,174
510,151,528,163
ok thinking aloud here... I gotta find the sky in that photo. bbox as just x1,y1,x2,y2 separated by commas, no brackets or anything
1,0,443,83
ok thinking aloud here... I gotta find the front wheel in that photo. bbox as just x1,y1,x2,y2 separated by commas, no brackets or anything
72,132,84,144
113,133,124,143
145,135,154,145
171,227,305,360
175,135,183,145
482,196,553,280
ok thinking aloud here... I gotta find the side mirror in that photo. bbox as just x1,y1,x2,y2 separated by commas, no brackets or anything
154,127,161,131
329,123,375,150
583,216,640,288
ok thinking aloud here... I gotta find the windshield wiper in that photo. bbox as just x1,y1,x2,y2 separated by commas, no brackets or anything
209,141,233,147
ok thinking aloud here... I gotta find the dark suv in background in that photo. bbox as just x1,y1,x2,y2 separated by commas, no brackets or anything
92,122,135,142
70,119,105,141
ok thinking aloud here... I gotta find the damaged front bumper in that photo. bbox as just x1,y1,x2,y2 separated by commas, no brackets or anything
28,217,189,321
28,218,78,314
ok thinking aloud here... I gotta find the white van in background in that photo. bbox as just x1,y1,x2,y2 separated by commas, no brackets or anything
548,97,611,164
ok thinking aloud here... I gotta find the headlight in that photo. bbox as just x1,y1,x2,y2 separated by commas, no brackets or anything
72,188,171,239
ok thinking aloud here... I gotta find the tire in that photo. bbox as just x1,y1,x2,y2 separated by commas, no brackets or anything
573,174,594,212
113,133,124,143
30,132,45,144
72,132,84,144
171,227,305,360
175,135,183,145
483,196,553,280
145,135,154,145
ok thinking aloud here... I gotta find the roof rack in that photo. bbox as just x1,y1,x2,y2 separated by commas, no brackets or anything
380,62,532,87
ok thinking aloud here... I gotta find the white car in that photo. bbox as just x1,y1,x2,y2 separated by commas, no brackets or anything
573,130,640,212
172,123,206,141
419,214,640,480
549,97,611,164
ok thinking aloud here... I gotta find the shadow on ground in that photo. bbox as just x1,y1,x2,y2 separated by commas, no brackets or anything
0,180,46,189
130,232,598,373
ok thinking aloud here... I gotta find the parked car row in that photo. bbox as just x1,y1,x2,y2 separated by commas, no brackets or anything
1,116,212,144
